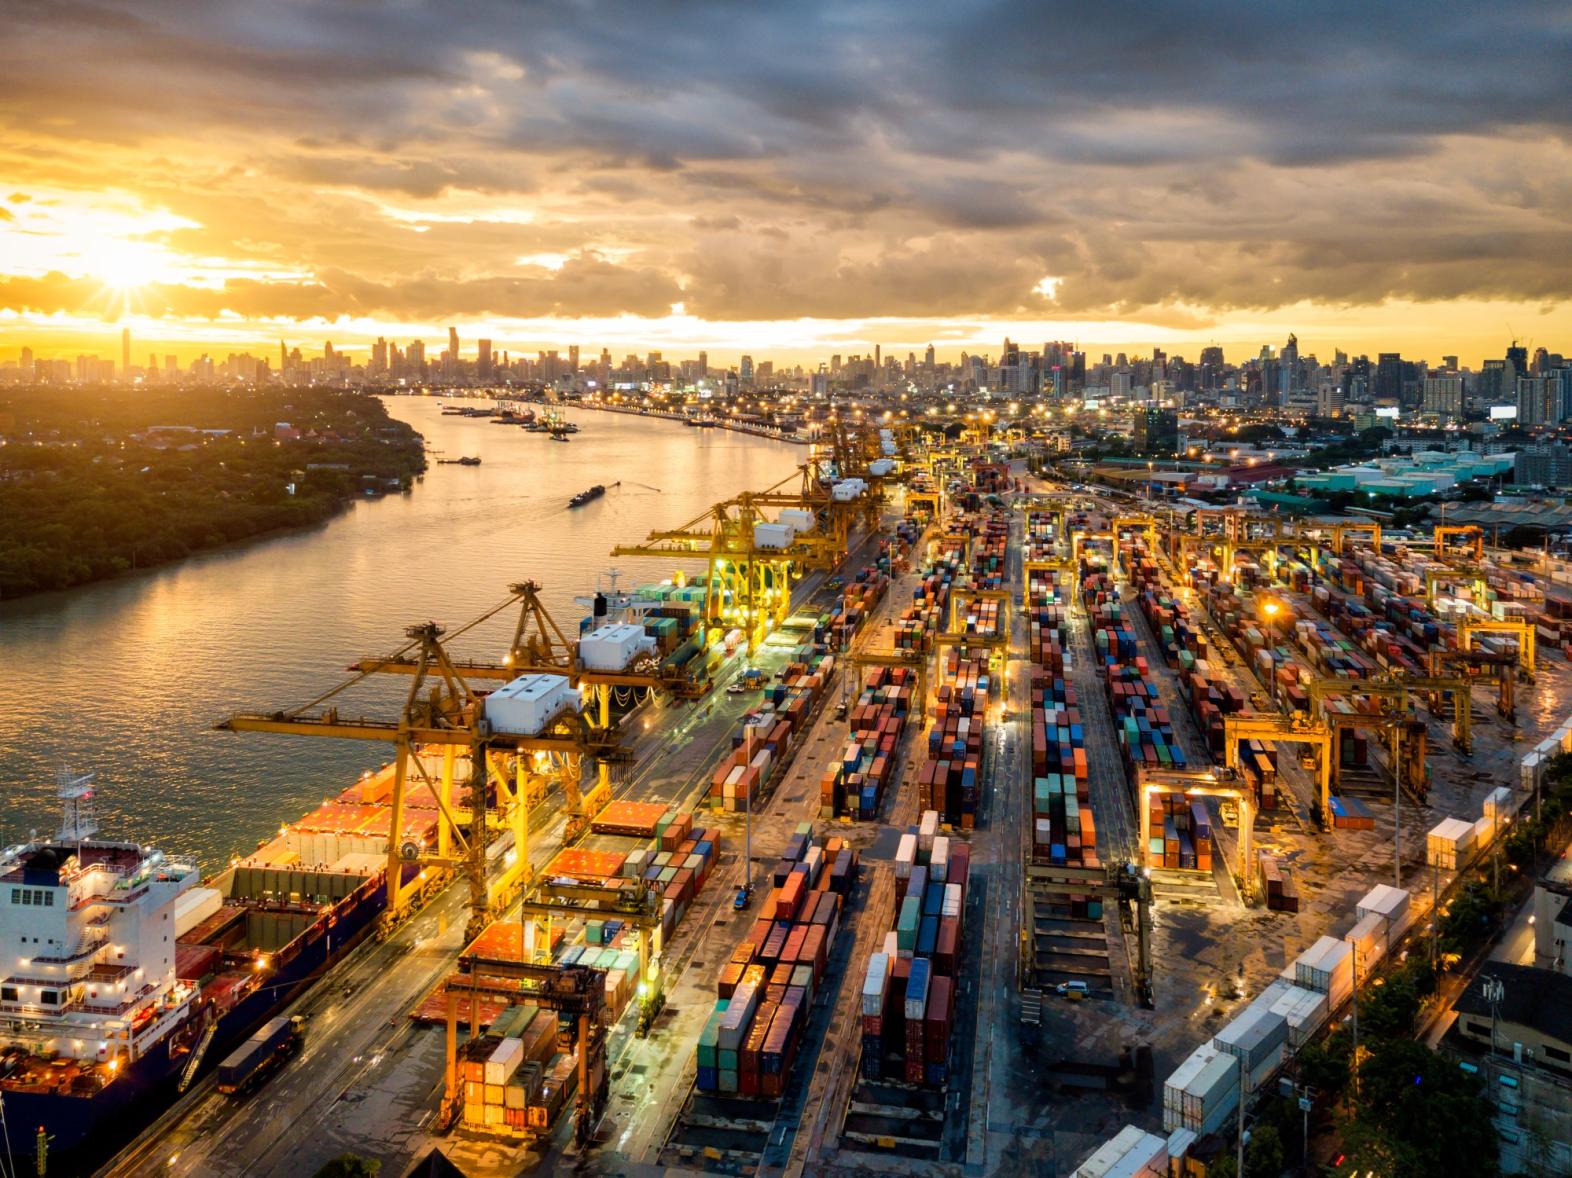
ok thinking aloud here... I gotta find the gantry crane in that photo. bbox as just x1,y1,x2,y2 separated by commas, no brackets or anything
1425,566,1490,611
1223,712,1333,831
1308,673,1472,754
220,618,623,940
515,876,667,1034
1433,524,1485,562
441,955,609,1148
350,580,678,844
1458,616,1536,677
612,492,799,656
1109,515,1159,565
1135,765,1266,903
1429,647,1517,721
1321,520,1382,555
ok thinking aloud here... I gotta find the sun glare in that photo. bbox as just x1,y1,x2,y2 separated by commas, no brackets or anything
89,238,176,292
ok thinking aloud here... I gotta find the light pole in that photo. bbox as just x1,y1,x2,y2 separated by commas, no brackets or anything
1278,1077,1318,1177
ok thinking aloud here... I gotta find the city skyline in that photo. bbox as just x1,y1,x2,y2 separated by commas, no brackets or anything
2,2,1570,367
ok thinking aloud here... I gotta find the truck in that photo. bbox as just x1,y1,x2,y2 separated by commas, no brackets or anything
216,1016,303,1095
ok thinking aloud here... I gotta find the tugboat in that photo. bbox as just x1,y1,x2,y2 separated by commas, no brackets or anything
569,483,608,508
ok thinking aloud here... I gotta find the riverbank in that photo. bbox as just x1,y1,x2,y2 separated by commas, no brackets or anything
0,386,427,599
570,400,815,445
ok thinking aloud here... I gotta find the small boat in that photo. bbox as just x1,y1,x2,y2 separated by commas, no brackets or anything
550,434,570,443
436,456,482,466
569,483,608,508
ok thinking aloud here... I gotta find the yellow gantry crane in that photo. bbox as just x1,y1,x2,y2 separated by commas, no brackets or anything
1458,616,1536,677
1429,647,1517,721
1433,524,1485,562
1222,712,1333,830
220,616,623,941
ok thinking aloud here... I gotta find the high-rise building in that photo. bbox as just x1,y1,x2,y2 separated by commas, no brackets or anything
924,344,935,369
1374,353,1403,402
1133,407,1178,454
1422,375,1464,419
1279,334,1299,406
477,338,493,378
448,327,460,361
567,344,579,373
371,337,388,375
739,355,754,385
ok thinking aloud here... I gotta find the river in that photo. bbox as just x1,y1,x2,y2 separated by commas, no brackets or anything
0,398,803,868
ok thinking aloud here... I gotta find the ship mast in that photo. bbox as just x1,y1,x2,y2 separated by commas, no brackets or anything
56,767,98,847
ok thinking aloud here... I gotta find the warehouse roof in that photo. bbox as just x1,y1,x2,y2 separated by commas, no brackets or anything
1455,963,1572,1047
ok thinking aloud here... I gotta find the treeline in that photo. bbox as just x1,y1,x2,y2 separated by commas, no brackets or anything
0,386,425,598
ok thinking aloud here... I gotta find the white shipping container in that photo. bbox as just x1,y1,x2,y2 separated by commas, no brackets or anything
1426,816,1475,868
869,458,897,477
931,836,950,880
484,673,577,735
1166,1127,1197,1169
1284,987,1329,1047
943,883,963,919
1483,786,1514,820
174,887,223,937
802,844,824,886
1163,1044,1219,1113
717,981,760,1050
895,833,917,879
1181,1051,1241,1135
919,810,939,851
1344,913,1387,976
1214,1009,1288,1072
485,1037,523,1086
1357,884,1411,928
1106,1134,1168,1178
861,953,888,1016
1074,1126,1150,1178
1295,936,1353,999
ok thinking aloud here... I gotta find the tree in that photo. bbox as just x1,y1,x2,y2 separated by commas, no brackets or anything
1295,1030,1351,1095
1343,1038,1500,1177
313,1157,380,1178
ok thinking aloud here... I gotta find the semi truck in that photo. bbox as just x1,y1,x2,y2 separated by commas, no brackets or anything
216,1016,303,1096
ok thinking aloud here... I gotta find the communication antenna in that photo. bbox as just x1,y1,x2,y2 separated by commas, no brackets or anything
1481,974,1505,1057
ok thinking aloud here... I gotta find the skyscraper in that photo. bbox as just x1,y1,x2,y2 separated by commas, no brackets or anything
1374,353,1403,402
448,327,460,361
477,338,493,378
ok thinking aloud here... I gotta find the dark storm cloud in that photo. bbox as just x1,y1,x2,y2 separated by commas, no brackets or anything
3,0,1571,323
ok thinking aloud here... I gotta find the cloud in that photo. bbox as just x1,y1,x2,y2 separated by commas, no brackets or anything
0,0,1569,339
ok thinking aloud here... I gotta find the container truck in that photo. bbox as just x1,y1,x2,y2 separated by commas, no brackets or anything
216,1016,303,1095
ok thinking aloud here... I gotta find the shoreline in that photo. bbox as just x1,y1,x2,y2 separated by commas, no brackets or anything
568,401,815,446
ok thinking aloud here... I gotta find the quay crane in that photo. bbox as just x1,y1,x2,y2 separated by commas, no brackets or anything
220,609,627,941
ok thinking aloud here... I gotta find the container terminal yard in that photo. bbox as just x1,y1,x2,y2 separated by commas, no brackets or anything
45,421,1567,1178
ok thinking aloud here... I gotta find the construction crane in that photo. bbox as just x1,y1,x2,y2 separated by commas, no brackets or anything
440,956,609,1148
1222,712,1333,831
220,617,622,940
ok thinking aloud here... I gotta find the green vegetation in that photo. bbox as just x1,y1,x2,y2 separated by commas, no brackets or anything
312,1156,380,1178
1262,956,1498,1177
0,386,425,597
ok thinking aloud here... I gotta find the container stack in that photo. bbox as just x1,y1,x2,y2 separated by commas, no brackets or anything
925,652,991,828
458,1004,568,1134
1257,851,1299,913
1030,668,1100,886
695,827,854,1098
822,665,916,818
1162,1042,1242,1137
861,810,969,1087
709,658,833,812
1425,816,1476,870
968,513,1009,590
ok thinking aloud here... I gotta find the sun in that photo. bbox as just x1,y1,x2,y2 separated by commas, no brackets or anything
88,238,176,292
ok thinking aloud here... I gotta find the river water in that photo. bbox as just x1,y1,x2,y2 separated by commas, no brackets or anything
0,399,802,868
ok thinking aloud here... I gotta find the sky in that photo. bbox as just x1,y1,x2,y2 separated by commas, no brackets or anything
2,0,1570,368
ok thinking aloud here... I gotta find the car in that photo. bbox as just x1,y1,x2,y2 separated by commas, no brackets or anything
1055,981,1090,1000
834,700,849,721
734,884,754,911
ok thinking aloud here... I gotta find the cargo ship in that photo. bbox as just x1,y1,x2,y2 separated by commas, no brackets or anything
0,771,396,1170
568,483,609,509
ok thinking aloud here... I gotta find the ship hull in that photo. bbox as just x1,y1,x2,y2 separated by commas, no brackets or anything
3,875,388,1174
